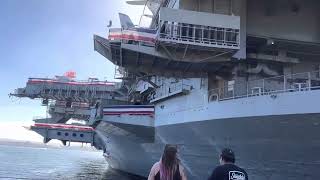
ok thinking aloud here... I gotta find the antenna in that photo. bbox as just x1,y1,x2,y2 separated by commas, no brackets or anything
139,0,153,27
107,20,112,28
139,0,148,26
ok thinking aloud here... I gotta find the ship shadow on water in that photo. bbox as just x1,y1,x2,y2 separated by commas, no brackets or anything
74,160,146,180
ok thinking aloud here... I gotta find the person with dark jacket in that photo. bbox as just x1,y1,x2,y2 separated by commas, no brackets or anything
208,148,248,180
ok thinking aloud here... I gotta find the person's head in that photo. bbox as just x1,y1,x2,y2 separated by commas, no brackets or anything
219,148,235,165
160,144,179,180
161,144,178,167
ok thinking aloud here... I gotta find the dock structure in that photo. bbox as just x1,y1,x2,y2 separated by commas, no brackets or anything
10,75,128,124
11,77,122,103
31,123,96,146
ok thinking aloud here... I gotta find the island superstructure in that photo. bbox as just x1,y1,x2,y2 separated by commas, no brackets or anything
11,0,320,179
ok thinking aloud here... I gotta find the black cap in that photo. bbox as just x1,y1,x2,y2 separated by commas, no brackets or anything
220,148,235,163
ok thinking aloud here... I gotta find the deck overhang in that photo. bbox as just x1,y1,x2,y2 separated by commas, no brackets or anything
93,35,234,77
31,123,96,145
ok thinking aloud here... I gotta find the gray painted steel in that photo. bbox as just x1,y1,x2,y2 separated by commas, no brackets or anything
160,7,240,29
11,79,119,102
31,126,96,145
96,113,320,180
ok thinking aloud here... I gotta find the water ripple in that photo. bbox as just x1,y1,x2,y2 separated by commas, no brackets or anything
0,145,146,180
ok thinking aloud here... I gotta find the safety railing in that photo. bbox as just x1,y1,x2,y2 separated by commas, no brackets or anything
21,78,119,101
28,78,115,86
208,71,320,102
51,101,90,108
158,23,240,49
158,7,240,50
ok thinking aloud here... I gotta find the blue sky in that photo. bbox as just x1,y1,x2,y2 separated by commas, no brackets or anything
0,0,143,124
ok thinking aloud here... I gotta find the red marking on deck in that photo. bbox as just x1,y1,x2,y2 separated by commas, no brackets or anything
27,79,115,86
103,112,154,116
33,123,94,131
108,34,156,44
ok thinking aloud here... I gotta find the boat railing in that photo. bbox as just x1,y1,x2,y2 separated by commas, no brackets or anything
208,71,320,102
28,78,115,85
157,7,240,50
158,23,240,49
21,77,119,101
27,79,116,100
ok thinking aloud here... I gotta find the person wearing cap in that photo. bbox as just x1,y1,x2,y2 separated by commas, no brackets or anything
208,148,248,180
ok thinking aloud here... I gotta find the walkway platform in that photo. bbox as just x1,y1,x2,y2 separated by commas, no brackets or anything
31,123,96,145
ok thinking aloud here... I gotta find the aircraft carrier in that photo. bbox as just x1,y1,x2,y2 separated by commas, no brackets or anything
10,0,320,179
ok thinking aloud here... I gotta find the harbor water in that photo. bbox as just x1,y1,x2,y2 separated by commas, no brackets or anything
0,145,145,180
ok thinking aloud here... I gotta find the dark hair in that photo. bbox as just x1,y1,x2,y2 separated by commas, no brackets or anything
160,144,179,180
220,148,235,163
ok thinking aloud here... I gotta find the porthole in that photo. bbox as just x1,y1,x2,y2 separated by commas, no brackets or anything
72,133,77,137
65,132,69,136
57,132,61,136
80,134,84,138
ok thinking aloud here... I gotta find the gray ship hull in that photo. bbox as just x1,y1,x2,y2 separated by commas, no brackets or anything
96,113,320,180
